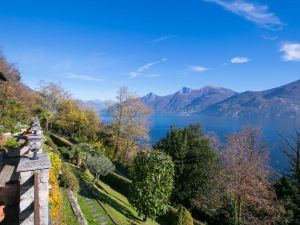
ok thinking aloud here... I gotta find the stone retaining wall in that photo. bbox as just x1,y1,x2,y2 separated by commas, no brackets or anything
66,189,87,225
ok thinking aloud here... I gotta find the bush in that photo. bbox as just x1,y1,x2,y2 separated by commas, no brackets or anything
60,147,73,160
48,152,62,222
157,206,178,225
44,136,58,152
129,150,175,220
60,165,79,193
176,206,194,225
100,172,132,196
2,137,18,150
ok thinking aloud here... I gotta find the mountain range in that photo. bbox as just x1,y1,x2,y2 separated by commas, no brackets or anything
140,79,300,119
141,86,237,114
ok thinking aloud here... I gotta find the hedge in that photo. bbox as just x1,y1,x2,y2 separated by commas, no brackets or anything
100,172,132,196
49,133,73,147
176,206,194,225
158,206,205,225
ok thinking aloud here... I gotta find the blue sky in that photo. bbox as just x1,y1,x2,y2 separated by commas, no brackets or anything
0,0,299,100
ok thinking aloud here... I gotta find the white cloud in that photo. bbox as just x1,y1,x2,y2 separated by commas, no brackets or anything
151,35,177,43
188,65,210,73
203,0,283,30
280,42,300,62
129,58,167,79
66,73,105,82
230,57,251,64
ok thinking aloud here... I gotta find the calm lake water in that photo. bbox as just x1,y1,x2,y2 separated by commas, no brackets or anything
101,113,298,172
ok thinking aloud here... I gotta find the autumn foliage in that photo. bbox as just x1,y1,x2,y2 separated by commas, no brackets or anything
49,152,63,224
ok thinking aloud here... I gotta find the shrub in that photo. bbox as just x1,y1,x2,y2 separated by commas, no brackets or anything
48,152,62,223
129,150,175,220
44,136,58,152
4,137,18,149
60,165,79,193
176,206,194,225
60,147,73,161
100,172,132,196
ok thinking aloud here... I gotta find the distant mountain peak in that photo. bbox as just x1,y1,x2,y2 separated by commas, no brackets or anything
143,92,159,101
178,87,192,94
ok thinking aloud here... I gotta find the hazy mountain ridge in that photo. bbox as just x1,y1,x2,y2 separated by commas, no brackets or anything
82,99,105,112
201,79,300,119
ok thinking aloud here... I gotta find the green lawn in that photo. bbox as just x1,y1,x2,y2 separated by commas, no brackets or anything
61,188,80,225
68,162,158,225
77,194,114,225
47,133,162,225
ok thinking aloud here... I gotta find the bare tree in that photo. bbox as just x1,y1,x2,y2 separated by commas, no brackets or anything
222,128,284,225
109,87,152,165
279,129,300,185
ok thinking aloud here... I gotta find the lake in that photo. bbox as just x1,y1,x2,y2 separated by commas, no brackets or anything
101,113,297,173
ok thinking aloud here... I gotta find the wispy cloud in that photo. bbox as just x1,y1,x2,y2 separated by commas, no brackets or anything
142,73,160,78
280,42,300,61
66,73,106,82
151,35,177,43
188,65,210,73
230,57,251,64
203,0,283,30
262,35,279,41
129,58,167,79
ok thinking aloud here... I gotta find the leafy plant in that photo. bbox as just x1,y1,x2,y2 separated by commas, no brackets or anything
49,152,63,223
176,206,194,225
4,137,18,149
129,150,175,221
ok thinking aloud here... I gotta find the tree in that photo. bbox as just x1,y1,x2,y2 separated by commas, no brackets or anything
176,206,194,225
109,87,152,165
86,153,115,183
0,53,35,133
37,82,70,131
222,128,284,225
129,150,174,221
274,130,300,224
154,124,221,210
70,143,94,167
280,130,300,186
53,99,100,140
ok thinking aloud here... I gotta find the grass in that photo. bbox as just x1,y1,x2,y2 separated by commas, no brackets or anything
60,188,80,225
46,133,163,225
77,194,114,225
88,171,159,225
68,162,159,225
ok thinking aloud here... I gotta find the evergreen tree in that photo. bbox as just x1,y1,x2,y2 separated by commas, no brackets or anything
154,124,220,208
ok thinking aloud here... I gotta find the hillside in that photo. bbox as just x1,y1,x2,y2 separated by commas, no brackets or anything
200,79,300,119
